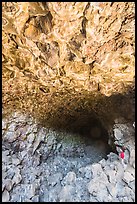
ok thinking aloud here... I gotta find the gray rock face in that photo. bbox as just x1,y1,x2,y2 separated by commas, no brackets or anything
4,179,14,191
62,171,76,185
2,112,135,202
31,195,40,202
87,180,109,202
47,173,63,187
123,172,134,184
113,128,124,141
59,185,75,202
2,190,10,202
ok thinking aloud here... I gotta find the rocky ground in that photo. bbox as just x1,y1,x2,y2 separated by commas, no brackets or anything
2,112,135,202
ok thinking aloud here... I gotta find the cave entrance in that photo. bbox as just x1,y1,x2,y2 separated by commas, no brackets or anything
38,102,117,162
49,111,116,162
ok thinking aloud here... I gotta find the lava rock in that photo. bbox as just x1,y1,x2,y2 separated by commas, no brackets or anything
2,190,10,202
123,172,134,184
62,171,76,185
47,172,63,187
59,185,75,202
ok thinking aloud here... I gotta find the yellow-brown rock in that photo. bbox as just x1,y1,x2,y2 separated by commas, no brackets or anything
2,2,135,132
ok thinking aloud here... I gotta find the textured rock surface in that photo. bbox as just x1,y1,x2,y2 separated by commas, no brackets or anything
2,2,135,132
2,3,135,202
2,112,135,202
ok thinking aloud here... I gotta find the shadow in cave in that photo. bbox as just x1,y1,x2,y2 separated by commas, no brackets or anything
3,80,135,158
38,87,134,156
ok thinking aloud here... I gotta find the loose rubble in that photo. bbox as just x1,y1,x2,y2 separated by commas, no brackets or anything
2,112,135,202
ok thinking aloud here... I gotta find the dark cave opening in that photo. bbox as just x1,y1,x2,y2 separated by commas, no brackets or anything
65,114,115,156
38,91,134,158
41,108,116,158
3,89,134,160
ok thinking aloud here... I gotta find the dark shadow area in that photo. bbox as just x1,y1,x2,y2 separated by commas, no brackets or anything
39,90,134,132
3,78,135,155
33,90,133,155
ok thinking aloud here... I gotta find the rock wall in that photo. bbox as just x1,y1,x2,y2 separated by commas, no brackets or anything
2,112,135,202
2,3,135,201
2,2,135,132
